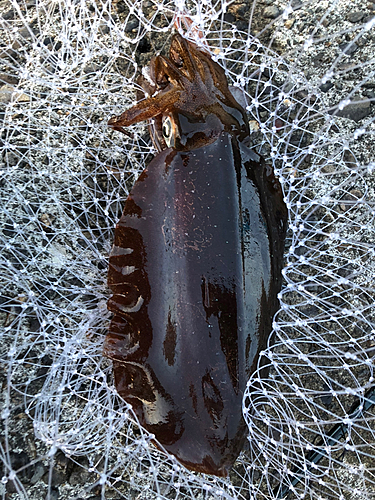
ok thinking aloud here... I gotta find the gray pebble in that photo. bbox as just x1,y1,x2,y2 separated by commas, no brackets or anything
83,64,102,74
263,5,280,18
291,0,303,9
224,12,236,23
0,73,19,85
320,385,333,407
340,189,363,211
42,468,65,487
319,81,334,92
343,150,357,167
45,489,59,500
69,470,91,486
124,18,139,32
19,26,38,39
236,20,248,31
98,22,110,34
30,464,47,485
330,97,372,122
236,4,248,17
0,84,14,104
364,14,375,23
364,89,375,99
339,42,358,55
4,151,20,166
2,9,14,20
347,11,365,23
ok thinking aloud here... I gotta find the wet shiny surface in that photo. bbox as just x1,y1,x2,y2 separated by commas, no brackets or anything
105,34,287,476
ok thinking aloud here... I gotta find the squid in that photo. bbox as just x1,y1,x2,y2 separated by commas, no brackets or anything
104,33,287,476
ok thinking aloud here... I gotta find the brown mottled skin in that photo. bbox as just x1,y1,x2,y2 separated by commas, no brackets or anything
105,34,287,476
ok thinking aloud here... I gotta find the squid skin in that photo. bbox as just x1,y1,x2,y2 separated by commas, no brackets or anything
105,34,287,477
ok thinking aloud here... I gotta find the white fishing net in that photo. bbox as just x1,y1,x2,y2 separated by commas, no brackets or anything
1,0,375,498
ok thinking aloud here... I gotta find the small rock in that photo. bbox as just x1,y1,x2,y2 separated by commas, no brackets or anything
98,22,110,35
312,51,327,67
68,470,90,486
330,97,371,122
19,26,38,39
339,42,358,55
2,9,15,20
30,464,47,485
0,85,29,103
294,245,308,256
337,62,356,72
363,89,375,99
124,18,139,32
236,4,248,17
347,11,365,23
9,451,35,480
289,131,308,147
29,316,41,332
83,64,101,74
319,81,334,92
339,189,362,212
0,84,14,104
10,451,30,470
16,91,30,102
284,18,295,29
263,5,280,18
343,150,357,166
224,12,236,23
291,0,303,8
236,20,248,31
137,37,151,54
43,36,55,46
4,151,20,166
42,468,66,487
350,189,363,198
117,1,126,13
0,73,19,85
45,489,59,500
7,480,19,493
320,385,333,407
1,47,19,62
54,451,72,472
76,497,101,500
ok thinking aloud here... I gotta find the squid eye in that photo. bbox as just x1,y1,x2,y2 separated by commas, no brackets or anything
162,116,174,147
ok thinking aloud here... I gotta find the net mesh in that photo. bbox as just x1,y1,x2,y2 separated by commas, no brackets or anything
1,0,375,498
